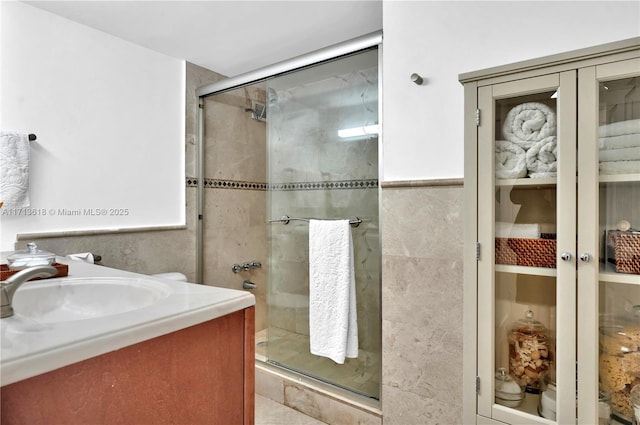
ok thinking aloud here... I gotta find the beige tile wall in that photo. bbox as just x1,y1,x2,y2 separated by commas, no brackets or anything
381,181,464,425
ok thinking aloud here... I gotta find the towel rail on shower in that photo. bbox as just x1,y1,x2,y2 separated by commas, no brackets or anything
267,215,362,228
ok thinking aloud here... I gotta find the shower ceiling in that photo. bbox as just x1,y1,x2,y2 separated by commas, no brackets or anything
23,1,383,77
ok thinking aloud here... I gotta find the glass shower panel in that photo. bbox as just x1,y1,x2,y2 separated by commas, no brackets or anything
266,48,380,399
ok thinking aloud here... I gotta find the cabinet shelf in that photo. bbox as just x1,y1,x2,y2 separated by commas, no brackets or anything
599,173,640,183
495,264,557,276
599,262,640,284
496,177,556,189
492,393,556,425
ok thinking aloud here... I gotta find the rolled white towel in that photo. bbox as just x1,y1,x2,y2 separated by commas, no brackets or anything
496,222,541,239
526,136,557,176
599,133,640,150
599,160,640,174
599,119,640,138
495,140,527,179
502,102,556,149
599,146,640,162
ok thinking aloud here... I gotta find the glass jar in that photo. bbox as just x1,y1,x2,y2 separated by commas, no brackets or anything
495,367,524,408
600,308,640,424
631,384,640,425
508,310,553,393
6,242,55,270
599,387,612,425
538,365,557,420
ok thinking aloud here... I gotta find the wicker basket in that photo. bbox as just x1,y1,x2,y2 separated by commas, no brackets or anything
495,237,557,268
1,263,68,281
606,231,640,275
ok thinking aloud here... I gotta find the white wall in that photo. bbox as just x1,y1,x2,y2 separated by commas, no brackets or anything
0,2,185,251
382,1,640,181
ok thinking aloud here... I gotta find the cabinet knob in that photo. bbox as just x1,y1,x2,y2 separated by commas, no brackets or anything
580,253,591,262
561,252,573,262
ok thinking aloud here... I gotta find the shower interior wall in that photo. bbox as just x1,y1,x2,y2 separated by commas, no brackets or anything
202,85,269,332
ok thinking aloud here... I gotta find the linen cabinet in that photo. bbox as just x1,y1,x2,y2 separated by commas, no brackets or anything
461,38,640,425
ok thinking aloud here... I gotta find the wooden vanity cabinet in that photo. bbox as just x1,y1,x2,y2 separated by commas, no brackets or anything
461,39,640,425
1,307,255,425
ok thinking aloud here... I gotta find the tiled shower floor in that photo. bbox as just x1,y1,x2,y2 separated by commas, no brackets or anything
254,328,380,399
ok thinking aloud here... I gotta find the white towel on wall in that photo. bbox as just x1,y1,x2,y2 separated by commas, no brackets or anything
0,131,30,208
308,219,358,364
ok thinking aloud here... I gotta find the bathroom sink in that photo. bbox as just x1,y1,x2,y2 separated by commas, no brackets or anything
11,277,172,323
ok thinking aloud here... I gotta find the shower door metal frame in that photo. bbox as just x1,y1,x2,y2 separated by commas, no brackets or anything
195,30,382,283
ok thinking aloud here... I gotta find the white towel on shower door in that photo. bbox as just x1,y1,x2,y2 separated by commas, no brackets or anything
308,219,358,364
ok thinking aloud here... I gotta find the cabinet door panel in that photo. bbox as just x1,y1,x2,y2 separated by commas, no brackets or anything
477,72,577,424
578,57,640,425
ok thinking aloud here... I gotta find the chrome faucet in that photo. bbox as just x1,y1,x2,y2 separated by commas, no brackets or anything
1,265,58,318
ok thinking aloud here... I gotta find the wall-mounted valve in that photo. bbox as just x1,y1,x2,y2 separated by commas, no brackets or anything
243,260,261,271
232,260,262,273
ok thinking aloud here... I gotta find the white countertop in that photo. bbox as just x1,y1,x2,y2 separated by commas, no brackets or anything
0,258,255,386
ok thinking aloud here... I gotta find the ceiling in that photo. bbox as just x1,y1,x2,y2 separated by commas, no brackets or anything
24,1,383,78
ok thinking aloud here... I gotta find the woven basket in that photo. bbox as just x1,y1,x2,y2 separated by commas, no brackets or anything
495,237,557,268
606,231,640,275
1,263,68,281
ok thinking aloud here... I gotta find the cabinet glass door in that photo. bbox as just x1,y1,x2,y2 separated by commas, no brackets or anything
477,72,577,424
578,58,640,425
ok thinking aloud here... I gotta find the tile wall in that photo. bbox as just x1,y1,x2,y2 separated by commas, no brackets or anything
380,181,464,425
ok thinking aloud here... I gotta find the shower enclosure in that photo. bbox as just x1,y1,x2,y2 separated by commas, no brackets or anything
196,33,381,400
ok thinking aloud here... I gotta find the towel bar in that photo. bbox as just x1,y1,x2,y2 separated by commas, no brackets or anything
267,215,362,228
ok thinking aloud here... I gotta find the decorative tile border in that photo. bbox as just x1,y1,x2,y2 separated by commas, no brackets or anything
186,178,378,191
185,178,267,190
270,179,378,191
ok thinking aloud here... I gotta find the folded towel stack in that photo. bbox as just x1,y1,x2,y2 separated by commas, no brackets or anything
498,102,558,179
598,119,640,175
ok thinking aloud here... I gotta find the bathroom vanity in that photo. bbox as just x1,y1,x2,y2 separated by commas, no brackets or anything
0,258,255,424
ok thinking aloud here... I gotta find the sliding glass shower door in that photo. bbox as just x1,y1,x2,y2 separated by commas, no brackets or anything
265,48,380,399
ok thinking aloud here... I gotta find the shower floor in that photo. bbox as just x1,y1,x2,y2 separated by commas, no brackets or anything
254,327,380,399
